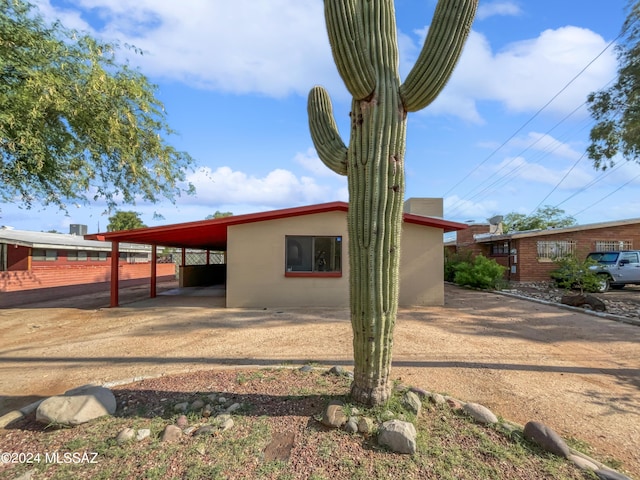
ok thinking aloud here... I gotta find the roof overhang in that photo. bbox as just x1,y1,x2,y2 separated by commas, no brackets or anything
474,217,640,244
85,202,468,251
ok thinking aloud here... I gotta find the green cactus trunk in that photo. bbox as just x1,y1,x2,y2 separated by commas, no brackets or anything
308,0,477,406
348,88,406,405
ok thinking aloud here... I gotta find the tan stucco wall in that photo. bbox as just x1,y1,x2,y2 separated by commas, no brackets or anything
399,222,444,306
226,211,350,308
226,210,445,308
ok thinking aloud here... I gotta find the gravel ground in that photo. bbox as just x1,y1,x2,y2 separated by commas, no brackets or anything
0,283,638,477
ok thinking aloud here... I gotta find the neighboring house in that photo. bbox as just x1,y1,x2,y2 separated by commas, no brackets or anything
87,199,468,308
0,227,175,306
446,218,640,282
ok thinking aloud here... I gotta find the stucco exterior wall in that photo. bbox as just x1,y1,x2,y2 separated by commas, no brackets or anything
226,211,349,308
399,222,444,306
226,210,446,308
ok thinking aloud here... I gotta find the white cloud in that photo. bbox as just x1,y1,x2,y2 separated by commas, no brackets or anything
40,0,340,97
422,27,617,122
511,132,584,160
444,195,500,222
294,148,339,177
182,165,341,207
477,1,523,21
493,156,593,189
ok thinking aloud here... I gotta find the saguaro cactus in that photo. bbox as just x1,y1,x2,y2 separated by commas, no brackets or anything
308,0,477,406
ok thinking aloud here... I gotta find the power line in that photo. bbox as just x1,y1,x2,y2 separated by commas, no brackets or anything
553,160,629,208
571,170,640,217
443,24,624,202
528,151,587,214
445,108,592,217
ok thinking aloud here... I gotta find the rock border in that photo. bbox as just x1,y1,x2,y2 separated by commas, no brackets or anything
493,285,640,327
1,366,634,479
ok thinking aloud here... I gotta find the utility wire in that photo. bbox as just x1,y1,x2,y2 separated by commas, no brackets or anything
443,26,624,200
446,107,592,216
571,171,640,217
528,151,587,214
553,160,629,208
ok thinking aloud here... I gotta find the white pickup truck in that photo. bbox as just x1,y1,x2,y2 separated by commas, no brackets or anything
587,251,640,292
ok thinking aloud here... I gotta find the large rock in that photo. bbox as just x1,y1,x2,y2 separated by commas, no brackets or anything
595,469,633,480
36,386,116,426
322,401,347,429
403,391,422,416
463,402,498,425
523,421,570,458
161,424,183,442
378,420,417,454
560,294,606,312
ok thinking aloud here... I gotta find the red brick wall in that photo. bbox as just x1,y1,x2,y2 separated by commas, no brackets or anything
0,263,176,293
501,225,640,282
455,224,490,257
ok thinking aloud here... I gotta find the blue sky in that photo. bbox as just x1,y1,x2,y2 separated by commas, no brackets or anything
3,0,638,233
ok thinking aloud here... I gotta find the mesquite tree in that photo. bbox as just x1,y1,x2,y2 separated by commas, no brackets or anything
308,0,477,406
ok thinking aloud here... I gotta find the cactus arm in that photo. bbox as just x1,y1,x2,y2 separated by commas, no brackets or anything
399,0,477,112
307,86,348,176
324,0,376,100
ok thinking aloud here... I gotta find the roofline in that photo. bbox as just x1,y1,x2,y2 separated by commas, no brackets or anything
403,213,468,232
86,201,467,244
475,217,640,243
86,202,350,243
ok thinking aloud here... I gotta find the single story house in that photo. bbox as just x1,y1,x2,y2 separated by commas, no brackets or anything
86,199,468,308
446,217,640,282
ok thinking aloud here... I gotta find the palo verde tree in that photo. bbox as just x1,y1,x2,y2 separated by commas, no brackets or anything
307,0,477,406
587,1,640,168
0,0,194,211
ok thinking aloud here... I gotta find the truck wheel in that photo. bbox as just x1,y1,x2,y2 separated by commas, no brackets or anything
596,276,610,293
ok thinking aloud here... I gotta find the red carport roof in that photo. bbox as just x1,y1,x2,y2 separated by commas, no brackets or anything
85,201,467,251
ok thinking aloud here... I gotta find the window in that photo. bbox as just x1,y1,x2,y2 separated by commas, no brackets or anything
619,251,639,265
536,240,575,261
68,251,88,261
32,248,57,261
88,251,108,262
595,240,633,251
490,242,509,255
285,236,342,275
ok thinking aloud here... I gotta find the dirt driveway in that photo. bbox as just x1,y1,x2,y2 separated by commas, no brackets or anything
0,284,638,477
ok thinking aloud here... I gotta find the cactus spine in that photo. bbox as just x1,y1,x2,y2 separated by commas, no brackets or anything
308,0,477,406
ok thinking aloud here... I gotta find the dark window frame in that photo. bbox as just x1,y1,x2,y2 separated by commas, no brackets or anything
285,235,343,277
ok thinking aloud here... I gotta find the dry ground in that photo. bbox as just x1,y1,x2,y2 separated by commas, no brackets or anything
0,284,638,477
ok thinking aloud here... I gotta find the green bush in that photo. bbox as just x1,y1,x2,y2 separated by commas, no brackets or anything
453,255,507,290
444,251,472,282
550,256,602,294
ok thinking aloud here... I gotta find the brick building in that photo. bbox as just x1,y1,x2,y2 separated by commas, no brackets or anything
0,227,175,306
446,218,640,282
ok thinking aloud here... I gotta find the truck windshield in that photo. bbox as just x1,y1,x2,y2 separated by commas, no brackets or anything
587,252,619,264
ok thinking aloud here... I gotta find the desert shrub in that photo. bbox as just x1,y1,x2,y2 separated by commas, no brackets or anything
453,255,507,290
550,256,602,294
444,250,472,282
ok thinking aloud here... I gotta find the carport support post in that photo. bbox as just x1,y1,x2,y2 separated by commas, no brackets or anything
150,244,157,298
110,241,120,307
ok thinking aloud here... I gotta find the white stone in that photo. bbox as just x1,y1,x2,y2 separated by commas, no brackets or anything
36,386,116,426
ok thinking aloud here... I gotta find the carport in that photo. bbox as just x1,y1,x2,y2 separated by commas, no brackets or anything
85,202,352,307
